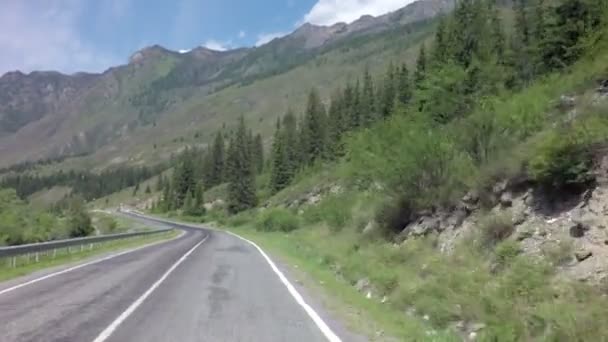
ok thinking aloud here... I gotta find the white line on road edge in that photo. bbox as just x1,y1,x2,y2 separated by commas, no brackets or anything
92,235,208,342
0,232,182,297
131,214,343,342
225,230,343,342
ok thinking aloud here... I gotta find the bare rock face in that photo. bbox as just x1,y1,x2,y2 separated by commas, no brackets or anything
575,249,593,262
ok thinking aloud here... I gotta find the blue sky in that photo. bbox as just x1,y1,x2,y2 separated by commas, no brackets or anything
0,0,416,74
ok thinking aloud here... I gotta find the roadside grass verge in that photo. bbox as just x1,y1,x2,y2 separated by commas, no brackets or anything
224,223,454,341
154,185,608,341
221,218,608,342
0,230,177,283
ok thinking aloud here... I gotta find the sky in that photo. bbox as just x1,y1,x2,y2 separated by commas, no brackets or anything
0,0,417,75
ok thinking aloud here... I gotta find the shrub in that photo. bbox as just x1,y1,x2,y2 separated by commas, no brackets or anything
226,211,255,227
529,113,608,192
528,130,594,192
68,209,93,238
347,115,474,210
255,208,300,232
206,208,227,224
184,205,206,217
97,216,118,234
374,195,415,237
302,193,355,232
541,239,574,266
494,240,522,269
478,212,515,249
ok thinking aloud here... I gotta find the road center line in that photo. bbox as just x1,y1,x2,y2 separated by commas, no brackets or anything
0,232,182,297
92,235,208,342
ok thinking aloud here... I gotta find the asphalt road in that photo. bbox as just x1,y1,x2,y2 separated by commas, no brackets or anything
0,214,361,342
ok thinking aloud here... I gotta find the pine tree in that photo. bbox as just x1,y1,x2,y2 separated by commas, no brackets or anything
252,133,264,173
145,185,151,194
414,43,428,88
350,80,361,129
283,110,300,174
195,183,204,208
489,4,507,64
226,116,258,214
162,181,172,211
327,90,345,156
342,82,355,129
132,182,140,196
360,67,376,127
396,63,412,106
172,153,195,208
296,115,308,167
511,0,536,85
432,17,450,63
380,63,397,118
543,0,602,70
208,132,225,188
270,117,289,192
303,88,327,164
155,175,164,192
183,191,194,211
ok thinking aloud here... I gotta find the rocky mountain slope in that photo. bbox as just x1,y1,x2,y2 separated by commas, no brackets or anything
0,0,454,170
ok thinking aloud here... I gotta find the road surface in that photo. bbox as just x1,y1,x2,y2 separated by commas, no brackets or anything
0,214,361,342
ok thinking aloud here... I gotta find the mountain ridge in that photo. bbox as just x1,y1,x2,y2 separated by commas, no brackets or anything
0,0,454,169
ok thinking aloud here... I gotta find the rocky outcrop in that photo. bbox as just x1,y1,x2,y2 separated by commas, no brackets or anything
396,154,608,284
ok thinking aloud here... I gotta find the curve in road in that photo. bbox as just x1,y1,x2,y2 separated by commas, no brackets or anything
0,215,360,342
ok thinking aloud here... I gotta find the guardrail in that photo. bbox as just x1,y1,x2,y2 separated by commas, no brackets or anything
0,227,173,268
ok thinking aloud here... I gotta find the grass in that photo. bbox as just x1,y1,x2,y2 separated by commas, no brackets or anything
27,186,72,209
223,224,454,341
255,208,300,232
218,218,608,341
0,230,177,283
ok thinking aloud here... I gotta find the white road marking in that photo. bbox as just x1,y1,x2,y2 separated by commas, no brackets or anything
224,230,343,342
130,213,343,342
0,233,181,297
92,235,208,342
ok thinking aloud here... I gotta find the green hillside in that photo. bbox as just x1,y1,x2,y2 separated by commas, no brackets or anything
136,0,608,340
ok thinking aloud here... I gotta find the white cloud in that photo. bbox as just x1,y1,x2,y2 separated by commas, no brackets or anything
178,49,191,54
203,40,229,51
303,0,416,26
0,0,120,74
255,32,288,47
239,30,246,39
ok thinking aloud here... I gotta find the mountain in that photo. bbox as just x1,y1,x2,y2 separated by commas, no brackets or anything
0,0,455,170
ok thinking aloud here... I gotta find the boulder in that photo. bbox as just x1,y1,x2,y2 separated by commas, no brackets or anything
512,206,528,226
355,278,371,293
462,191,480,206
598,79,608,94
559,95,576,108
307,193,322,205
575,249,593,262
515,227,534,241
329,185,343,194
570,211,598,237
410,216,440,237
362,221,377,235
492,181,508,197
499,192,513,207
570,223,590,238
444,208,468,231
